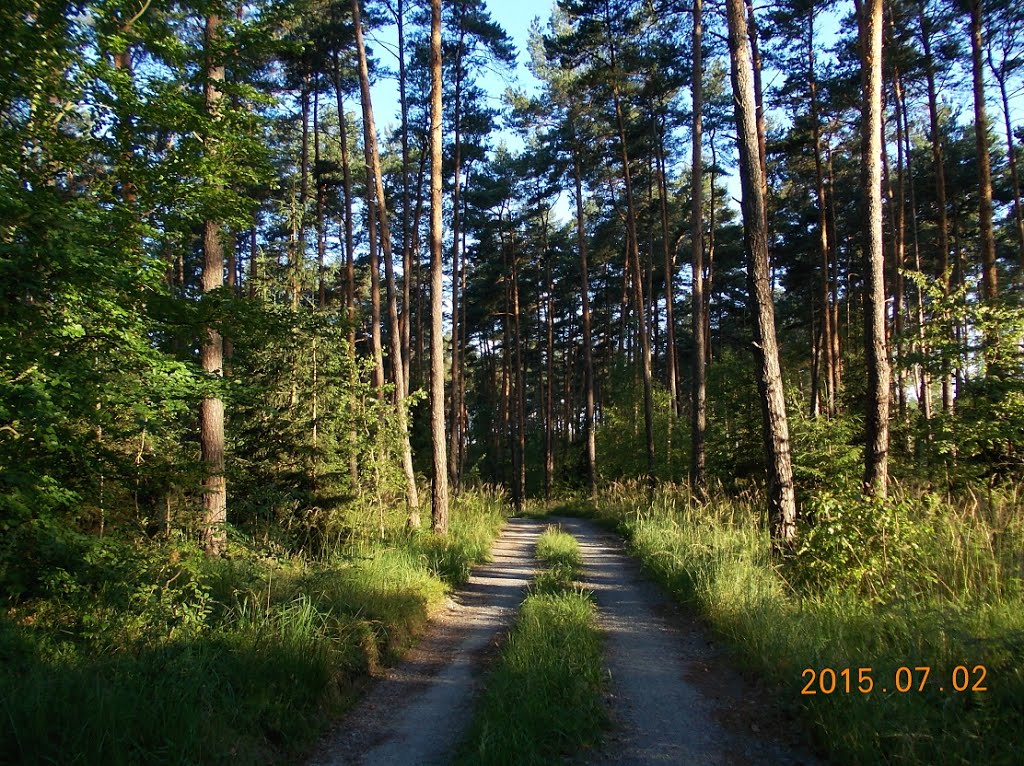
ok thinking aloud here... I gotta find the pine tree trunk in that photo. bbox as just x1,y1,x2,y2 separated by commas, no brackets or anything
726,0,797,545
571,135,598,496
396,0,413,396
367,192,385,391
690,0,707,498
604,1,655,490
543,211,555,501
902,92,933,426
808,6,834,419
428,0,449,534
352,0,420,522
859,0,890,496
448,31,466,492
970,0,1000,310
920,10,955,413
200,13,227,556
892,60,909,422
512,233,527,510
332,59,359,486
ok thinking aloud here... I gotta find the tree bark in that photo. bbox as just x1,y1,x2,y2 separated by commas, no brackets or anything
690,0,707,498
352,0,420,521
970,0,1000,309
543,210,555,500
571,132,598,496
604,0,655,491
859,0,890,496
726,0,798,545
808,6,834,419
428,0,449,534
396,0,413,396
448,22,467,492
200,13,227,556
332,57,359,487
919,9,955,413
989,47,1024,265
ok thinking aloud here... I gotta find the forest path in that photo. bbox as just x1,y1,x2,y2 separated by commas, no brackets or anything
552,516,820,766
306,517,544,766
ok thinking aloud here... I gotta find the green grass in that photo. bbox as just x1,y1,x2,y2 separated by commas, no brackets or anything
532,525,583,594
589,481,1024,766
459,526,605,765
0,488,507,765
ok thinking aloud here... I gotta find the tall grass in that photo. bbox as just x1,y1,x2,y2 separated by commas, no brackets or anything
591,481,1024,766
460,527,605,765
0,487,507,765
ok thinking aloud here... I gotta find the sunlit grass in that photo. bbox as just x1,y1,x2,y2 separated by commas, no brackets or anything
591,481,1024,766
0,487,508,765
460,525,604,765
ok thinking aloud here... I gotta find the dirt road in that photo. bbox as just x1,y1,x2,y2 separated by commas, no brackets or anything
307,517,545,766
309,515,818,765
553,516,818,766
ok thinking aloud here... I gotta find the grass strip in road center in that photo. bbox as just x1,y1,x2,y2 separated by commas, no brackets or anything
458,526,605,765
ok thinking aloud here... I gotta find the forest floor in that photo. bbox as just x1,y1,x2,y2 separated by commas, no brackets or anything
307,515,822,766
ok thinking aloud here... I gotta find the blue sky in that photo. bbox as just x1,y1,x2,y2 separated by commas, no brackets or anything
367,0,553,135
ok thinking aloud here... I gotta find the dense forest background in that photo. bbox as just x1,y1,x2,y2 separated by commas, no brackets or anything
1,0,1022,763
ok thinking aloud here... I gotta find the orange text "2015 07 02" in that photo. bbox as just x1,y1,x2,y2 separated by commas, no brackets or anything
800,666,988,695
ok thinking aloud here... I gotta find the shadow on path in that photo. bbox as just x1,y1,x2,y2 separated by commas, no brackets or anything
307,517,545,766
552,516,820,766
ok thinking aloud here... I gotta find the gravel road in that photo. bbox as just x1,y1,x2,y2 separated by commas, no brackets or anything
309,514,821,766
553,516,820,766
307,517,545,766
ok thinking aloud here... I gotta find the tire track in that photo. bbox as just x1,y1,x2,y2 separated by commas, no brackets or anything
307,517,545,766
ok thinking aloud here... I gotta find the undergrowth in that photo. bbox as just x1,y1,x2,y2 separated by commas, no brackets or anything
0,488,507,765
459,526,605,765
591,481,1024,766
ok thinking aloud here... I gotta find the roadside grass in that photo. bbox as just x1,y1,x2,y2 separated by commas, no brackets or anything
0,488,507,765
590,481,1024,766
460,526,605,765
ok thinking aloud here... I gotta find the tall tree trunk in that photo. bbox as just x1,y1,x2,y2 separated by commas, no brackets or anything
859,0,890,496
690,0,707,498
396,0,413,396
970,0,1000,310
827,147,843,404
511,227,527,510
448,28,466,491
604,1,655,491
919,9,954,413
367,191,385,390
332,58,359,486
902,82,933,426
808,6,834,419
571,133,598,496
296,63,309,311
745,0,768,192
726,0,798,545
428,0,449,534
891,58,909,422
543,211,555,501
315,89,326,309
200,13,227,556
656,119,678,419
352,0,420,522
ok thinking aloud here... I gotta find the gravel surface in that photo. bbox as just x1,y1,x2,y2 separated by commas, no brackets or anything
309,514,822,766
552,516,820,766
306,517,545,766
